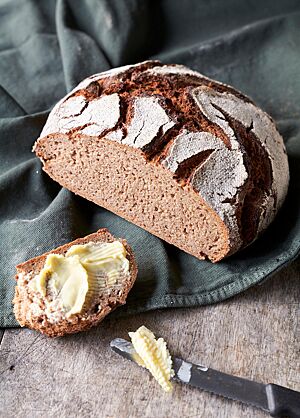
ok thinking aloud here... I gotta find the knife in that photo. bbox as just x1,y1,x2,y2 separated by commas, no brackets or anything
110,338,300,418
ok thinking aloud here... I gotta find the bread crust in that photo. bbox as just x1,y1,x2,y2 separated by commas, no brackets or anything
13,229,138,337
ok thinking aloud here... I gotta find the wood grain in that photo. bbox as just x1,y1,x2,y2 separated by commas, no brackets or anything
0,258,299,418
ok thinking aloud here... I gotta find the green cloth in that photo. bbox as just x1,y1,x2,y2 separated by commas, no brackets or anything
1,0,299,327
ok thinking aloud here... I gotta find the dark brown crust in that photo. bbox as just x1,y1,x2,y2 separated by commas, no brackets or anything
224,116,273,245
13,229,138,337
72,63,233,152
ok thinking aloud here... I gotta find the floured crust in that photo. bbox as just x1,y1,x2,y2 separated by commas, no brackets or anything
13,229,138,337
34,61,289,261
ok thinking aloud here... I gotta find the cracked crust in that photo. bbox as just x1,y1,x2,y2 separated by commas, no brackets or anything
13,229,138,337
34,61,289,261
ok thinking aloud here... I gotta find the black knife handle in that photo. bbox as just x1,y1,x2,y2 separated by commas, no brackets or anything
266,384,300,418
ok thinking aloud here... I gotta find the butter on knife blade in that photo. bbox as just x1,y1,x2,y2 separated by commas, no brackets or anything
110,336,300,417
128,326,174,392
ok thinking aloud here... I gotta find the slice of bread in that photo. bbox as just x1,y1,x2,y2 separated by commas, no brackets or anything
13,229,137,337
33,61,289,262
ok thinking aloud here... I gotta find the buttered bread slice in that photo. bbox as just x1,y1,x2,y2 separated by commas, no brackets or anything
13,229,137,337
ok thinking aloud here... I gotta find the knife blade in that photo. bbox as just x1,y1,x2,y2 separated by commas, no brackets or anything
110,338,300,418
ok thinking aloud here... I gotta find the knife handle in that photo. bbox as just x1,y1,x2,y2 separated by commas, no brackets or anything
266,384,300,418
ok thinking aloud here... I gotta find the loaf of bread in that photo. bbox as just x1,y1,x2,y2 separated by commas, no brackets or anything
34,61,289,262
13,229,137,337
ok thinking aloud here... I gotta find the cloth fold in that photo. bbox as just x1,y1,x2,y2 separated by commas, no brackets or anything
1,0,299,327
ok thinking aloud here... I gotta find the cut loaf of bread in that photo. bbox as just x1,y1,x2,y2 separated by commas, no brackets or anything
34,61,289,262
13,229,137,337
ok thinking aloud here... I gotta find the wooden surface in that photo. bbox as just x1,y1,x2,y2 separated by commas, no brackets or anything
0,258,299,418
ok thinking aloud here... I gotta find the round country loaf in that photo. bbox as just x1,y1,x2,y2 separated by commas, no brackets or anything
34,61,289,262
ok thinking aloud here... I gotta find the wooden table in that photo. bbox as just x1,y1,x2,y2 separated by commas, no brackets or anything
1,258,299,418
